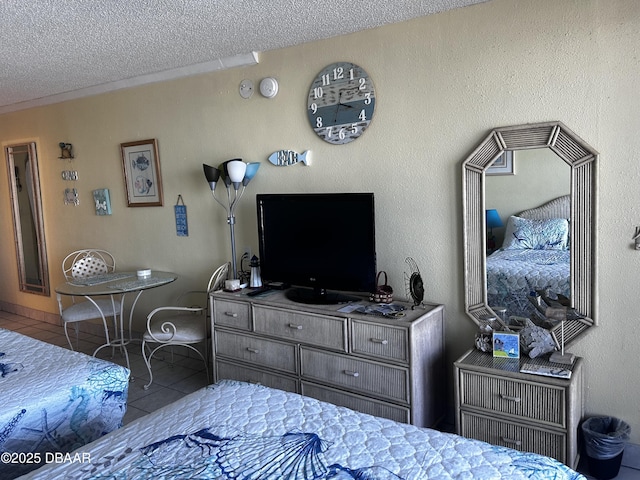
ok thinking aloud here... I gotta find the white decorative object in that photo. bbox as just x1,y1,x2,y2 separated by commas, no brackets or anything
137,269,151,279
259,77,278,98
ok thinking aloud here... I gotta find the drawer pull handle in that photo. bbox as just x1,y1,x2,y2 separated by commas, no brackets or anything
288,324,303,330
343,370,360,378
224,312,238,318
246,347,260,354
371,338,389,345
499,394,521,403
501,436,522,447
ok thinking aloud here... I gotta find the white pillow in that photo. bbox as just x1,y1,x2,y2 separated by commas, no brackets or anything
502,216,569,250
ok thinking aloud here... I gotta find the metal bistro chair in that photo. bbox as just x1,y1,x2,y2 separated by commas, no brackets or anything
57,249,121,351
141,263,229,389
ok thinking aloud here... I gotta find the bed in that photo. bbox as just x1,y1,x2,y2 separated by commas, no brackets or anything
486,195,571,320
20,380,584,479
0,328,130,479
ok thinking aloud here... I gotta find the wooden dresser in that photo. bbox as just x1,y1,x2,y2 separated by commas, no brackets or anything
210,289,445,428
454,348,583,468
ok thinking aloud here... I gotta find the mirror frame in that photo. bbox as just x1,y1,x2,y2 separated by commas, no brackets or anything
5,142,50,296
462,121,597,347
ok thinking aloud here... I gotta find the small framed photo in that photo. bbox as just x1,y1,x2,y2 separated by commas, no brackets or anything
493,331,520,359
120,139,164,207
487,150,514,175
93,188,112,215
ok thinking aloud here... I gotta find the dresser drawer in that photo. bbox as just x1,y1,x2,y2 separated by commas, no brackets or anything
460,411,566,463
215,330,297,374
458,370,565,428
214,299,251,331
301,382,409,424
300,347,409,403
254,305,347,352
351,320,409,363
216,360,298,393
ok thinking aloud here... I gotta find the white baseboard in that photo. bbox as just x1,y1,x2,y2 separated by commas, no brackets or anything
622,442,640,469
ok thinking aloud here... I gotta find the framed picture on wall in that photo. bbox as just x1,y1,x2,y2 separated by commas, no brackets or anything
120,139,164,207
487,150,514,175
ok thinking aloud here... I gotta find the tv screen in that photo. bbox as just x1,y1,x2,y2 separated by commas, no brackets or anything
257,193,376,304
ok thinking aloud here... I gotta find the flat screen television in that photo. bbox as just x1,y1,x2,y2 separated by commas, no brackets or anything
257,193,376,304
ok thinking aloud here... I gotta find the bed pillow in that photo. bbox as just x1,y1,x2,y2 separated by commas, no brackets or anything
501,216,569,250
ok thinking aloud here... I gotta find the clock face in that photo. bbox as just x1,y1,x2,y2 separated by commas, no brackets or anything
307,62,376,145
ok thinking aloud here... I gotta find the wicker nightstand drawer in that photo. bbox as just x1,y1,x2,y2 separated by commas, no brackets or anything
215,330,297,374
458,370,565,428
300,347,409,403
254,305,347,352
460,411,566,461
213,299,251,330
351,320,409,363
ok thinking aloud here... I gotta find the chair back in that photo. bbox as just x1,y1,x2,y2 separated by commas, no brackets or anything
63,249,116,280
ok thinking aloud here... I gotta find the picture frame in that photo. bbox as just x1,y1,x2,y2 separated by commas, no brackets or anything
492,331,520,359
93,188,112,215
120,139,163,207
486,150,514,175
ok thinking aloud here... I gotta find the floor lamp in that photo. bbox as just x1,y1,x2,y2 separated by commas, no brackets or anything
203,159,260,280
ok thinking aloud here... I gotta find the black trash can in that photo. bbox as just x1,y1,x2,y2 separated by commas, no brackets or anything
581,416,631,480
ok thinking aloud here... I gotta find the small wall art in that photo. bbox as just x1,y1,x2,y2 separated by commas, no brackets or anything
120,138,164,207
93,188,112,215
492,331,520,359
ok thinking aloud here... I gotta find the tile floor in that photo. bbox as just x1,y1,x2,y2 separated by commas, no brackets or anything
1,310,638,479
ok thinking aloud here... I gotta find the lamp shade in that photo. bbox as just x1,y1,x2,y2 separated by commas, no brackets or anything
226,160,247,190
486,209,503,229
202,164,221,190
243,162,260,186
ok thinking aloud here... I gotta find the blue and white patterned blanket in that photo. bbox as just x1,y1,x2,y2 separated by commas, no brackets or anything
20,380,584,479
487,249,570,318
0,328,129,479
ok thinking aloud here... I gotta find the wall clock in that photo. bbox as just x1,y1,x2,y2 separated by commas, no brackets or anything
307,62,376,145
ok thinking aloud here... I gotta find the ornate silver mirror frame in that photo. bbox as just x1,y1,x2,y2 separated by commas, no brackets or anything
5,142,50,296
462,121,597,346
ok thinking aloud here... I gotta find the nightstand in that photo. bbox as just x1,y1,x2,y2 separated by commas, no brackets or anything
454,348,583,468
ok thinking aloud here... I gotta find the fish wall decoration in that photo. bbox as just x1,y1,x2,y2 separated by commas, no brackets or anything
268,150,311,167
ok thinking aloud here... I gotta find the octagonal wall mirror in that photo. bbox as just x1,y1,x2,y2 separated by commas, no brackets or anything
5,142,50,296
462,121,597,347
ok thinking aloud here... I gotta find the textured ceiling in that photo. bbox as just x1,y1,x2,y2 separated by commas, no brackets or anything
0,0,487,113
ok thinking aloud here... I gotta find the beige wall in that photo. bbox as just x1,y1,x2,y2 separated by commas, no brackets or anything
1,0,640,442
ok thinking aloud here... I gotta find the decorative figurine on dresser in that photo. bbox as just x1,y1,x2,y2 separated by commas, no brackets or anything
459,121,598,469
210,288,445,429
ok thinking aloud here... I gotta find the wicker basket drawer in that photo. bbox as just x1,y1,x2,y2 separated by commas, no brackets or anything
301,382,409,424
216,360,298,393
254,305,347,352
215,330,297,374
459,370,565,428
460,411,567,462
300,347,409,403
351,320,409,363
214,299,251,331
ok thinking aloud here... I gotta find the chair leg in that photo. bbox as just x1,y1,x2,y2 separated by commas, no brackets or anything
64,322,75,351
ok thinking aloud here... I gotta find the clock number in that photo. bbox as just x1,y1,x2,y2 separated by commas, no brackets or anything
351,123,359,134
310,103,318,114
359,109,367,122
349,68,355,80
364,92,371,105
359,78,367,90
333,67,344,80
338,128,346,140
326,126,333,138
313,87,324,99
316,117,323,128
321,74,330,86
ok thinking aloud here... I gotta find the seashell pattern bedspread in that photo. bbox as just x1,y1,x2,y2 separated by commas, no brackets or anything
0,328,129,479
486,249,570,318
20,380,584,479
